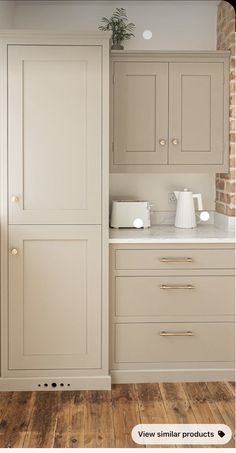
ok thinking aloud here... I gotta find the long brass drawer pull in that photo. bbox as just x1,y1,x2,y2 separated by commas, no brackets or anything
160,331,194,337
160,257,193,263
160,284,194,290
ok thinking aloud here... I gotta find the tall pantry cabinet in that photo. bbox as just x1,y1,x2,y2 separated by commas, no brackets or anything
0,32,111,390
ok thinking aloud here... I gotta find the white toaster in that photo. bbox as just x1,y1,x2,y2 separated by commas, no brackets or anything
110,200,151,228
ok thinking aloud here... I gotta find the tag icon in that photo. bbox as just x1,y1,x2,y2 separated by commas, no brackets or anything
218,431,225,438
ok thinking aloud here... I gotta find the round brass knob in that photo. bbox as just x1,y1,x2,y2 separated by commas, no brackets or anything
172,138,179,145
159,139,166,146
10,248,18,256
11,195,19,203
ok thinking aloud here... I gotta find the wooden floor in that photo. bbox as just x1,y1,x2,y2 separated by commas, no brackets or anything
0,382,235,448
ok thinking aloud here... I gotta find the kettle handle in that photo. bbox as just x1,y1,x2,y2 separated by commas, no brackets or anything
193,194,203,211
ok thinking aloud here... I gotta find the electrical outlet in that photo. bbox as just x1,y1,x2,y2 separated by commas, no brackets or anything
168,192,177,204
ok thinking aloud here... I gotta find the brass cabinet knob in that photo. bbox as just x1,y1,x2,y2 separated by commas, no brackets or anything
159,139,166,146
10,248,18,256
11,195,19,203
172,138,179,145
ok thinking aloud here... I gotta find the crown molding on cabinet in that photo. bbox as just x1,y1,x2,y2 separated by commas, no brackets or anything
0,30,112,47
0,30,111,39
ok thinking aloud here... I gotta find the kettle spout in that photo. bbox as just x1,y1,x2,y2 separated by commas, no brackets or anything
174,191,180,200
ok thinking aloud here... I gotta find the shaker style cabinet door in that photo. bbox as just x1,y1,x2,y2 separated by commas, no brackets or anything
113,62,168,166
8,225,101,370
169,62,224,165
8,45,102,224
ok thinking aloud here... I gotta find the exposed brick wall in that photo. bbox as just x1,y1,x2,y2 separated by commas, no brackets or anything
216,0,235,216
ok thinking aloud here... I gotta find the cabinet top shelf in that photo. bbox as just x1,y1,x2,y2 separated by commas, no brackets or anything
111,49,230,60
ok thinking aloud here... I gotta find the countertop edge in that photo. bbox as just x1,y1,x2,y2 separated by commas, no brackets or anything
109,239,235,244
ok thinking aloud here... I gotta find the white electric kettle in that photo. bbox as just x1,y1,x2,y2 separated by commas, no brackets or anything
174,189,203,228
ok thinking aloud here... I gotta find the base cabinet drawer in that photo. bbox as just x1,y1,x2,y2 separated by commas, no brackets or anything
115,276,235,317
115,322,234,363
115,249,234,270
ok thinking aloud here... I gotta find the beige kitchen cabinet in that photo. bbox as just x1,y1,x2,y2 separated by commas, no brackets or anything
8,225,101,371
113,62,168,165
0,32,110,391
115,275,234,317
169,62,225,165
115,322,234,364
115,247,234,270
110,243,235,383
111,51,229,173
8,45,102,225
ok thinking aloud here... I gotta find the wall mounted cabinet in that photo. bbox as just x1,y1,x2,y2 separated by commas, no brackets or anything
111,51,230,173
113,62,168,165
0,32,110,391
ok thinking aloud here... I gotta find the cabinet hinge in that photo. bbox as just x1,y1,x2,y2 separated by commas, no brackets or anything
112,142,114,152
113,72,115,84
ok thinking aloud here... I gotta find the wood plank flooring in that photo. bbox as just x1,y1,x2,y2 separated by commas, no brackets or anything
0,382,235,448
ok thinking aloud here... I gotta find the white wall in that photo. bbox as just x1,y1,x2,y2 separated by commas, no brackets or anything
6,0,218,217
0,0,15,28
110,174,215,219
13,0,218,50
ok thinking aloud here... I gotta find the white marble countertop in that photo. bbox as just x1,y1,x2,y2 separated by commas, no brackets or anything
109,224,235,243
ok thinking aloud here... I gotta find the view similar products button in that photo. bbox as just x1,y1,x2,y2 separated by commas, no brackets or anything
131,424,232,445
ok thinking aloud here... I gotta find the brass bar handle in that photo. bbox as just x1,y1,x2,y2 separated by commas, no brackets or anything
160,257,193,263
160,331,194,337
160,284,194,290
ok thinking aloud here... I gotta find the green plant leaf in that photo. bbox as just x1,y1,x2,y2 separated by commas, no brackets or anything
98,7,135,45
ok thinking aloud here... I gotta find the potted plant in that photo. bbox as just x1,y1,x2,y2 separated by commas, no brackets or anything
98,8,135,50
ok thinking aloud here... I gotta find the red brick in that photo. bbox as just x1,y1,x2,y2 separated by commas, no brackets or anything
220,192,231,203
216,178,225,190
226,205,236,216
226,181,236,192
229,193,236,205
220,172,231,179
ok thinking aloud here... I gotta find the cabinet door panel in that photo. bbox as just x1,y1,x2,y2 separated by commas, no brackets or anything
8,46,101,224
169,62,224,165
113,62,168,165
9,225,101,370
